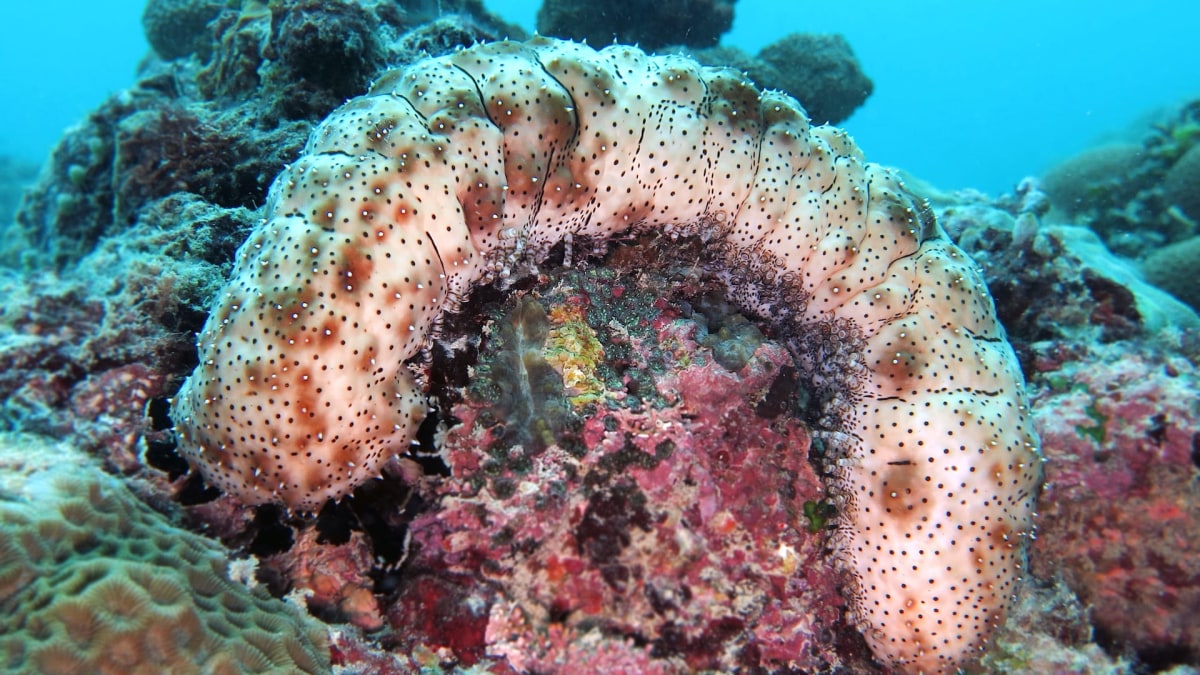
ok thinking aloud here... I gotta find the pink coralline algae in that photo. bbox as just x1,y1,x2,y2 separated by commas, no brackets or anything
382,267,861,672
274,527,385,632
70,363,169,473
1029,338,1200,663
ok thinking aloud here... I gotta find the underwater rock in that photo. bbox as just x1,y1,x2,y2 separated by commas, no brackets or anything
0,156,37,237
0,268,176,442
689,293,766,372
273,527,384,632
981,577,1130,673
395,264,854,672
0,190,265,516
467,296,577,453
14,87,161,268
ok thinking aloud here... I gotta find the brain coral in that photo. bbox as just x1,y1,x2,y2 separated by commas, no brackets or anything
1141,235,1200,311
172,37,1042,673
1040,142,1146,217
0,435,329,674
1164,143,1200,223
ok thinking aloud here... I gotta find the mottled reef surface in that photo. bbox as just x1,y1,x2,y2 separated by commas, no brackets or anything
1,1,1198,673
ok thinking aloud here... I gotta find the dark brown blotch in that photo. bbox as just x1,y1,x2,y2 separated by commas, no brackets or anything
873,347,926,392
878,462,934,525
338,243,375,292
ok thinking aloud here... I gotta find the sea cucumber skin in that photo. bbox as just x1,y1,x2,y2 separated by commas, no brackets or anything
172,37,1042,673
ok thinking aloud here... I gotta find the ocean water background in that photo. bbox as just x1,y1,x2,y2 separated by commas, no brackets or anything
1,1,1197,196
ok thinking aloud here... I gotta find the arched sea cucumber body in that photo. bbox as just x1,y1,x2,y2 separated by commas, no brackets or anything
172,37,1043,673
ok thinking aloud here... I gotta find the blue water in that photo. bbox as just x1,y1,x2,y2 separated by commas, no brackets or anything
2,1,1197,196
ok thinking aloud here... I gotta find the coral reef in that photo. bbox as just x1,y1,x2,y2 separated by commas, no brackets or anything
0,193,259,455
940,201,1199,348
2,4,1197,675
196,0,521,118
1012,102,1200,329
171,37,1040,674
199,0,387,120
0,434,329,674
1038,98,1200,259
13,1,522,271
13,85,308,269
537,0,734,50
389,265,857,671
1041,142,1148,219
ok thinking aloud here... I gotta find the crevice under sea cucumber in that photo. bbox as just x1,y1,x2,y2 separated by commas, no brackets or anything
171,36,1044,673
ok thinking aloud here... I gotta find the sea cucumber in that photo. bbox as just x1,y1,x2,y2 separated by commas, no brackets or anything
172,37,1043,673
